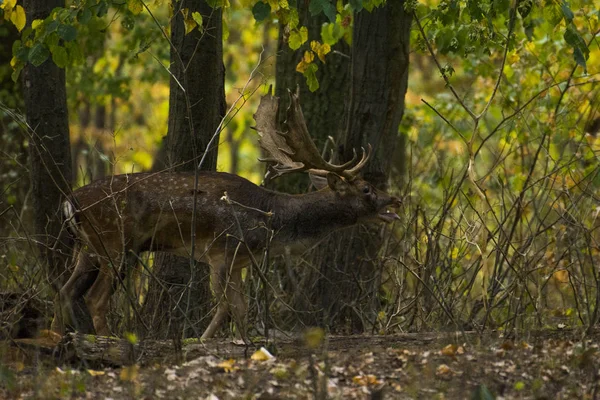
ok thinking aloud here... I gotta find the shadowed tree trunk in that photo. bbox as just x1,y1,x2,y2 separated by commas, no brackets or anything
274,3,411,333
264,5,351,334
22,0,73,294
142,1,226,339
272,6,351,194
322,2,411,332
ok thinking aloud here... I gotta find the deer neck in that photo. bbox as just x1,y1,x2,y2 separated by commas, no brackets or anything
270,190,357,242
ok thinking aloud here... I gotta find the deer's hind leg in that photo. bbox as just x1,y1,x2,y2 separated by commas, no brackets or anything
52,246,98,334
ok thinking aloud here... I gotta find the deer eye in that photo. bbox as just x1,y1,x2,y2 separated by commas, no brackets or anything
362,186,370,194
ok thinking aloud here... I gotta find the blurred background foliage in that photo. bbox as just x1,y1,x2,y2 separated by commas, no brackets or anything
1,0,599,334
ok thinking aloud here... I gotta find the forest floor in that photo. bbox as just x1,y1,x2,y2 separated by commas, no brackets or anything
1,329,599,399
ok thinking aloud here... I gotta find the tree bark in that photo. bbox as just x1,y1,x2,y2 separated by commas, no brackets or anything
22,0,73,294
272,7,351,194
266,6,351,334
275,4,411,333
321,3,411,332
142,1,226,339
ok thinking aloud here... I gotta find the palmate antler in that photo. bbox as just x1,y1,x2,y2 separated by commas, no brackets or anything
254,86,371,181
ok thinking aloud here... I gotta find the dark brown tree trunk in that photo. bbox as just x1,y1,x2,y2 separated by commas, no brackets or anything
322,3,411,333
272,7,351,194
266,5,351,334
22,0,73,294
142,1,226,339
0,24,29,247
275,4,411,333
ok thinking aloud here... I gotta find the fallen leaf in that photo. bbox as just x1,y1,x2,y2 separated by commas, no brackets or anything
217,359,238,373
251,347,275,361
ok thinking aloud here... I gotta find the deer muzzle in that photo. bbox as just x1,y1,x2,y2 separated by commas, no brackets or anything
378,196,401,223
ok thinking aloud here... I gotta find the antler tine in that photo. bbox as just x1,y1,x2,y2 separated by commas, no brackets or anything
284,90,358,173
341,144,372,180
254,87,373,181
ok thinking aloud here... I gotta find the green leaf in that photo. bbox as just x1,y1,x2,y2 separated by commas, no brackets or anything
563,23,589,72
28,43,50,67
11,63,24,82
304,62,319,92
560,1,573,23
46,19,59,33
573,47,587,73
321,1,337,22
57,24,77,41
192,11,203,28
50,45,68,68
543,3,563,26
78,7,93,24
252,1,271,22
517,0,532,18
12,40,29,62
349,0,363,12
309,0,336,21
289,26,308,50
66,42,84,65
121,14,135,30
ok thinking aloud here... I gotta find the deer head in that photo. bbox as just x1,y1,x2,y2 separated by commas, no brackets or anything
254,87,400,223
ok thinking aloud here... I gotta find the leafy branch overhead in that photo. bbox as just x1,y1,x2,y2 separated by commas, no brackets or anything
413,0,592,74
1,0,593,89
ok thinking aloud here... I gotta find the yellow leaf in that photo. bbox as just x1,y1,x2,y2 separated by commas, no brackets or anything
310,40,331,62
32,19,44,30
120,365,139,382
441,344,457,357
217,359,237,373
87,369,106,376
181,8,197,35
507,50,520,65
251,347,274,361
0,0,16,10
296,50,315,74
303,326,324,349
451,247,459,259
352,374,381,386
11,5,26,32
128,0,144,15
436,364,453,377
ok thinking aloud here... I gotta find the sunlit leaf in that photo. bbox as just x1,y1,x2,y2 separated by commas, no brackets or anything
50,45,69,68
0,0,17,11
119,365,139,382
310,40,330,62
251,347,275,361
128,0,143,15
217,359,238,373
10,5,26,32
289,26,308,50
31,19,44,30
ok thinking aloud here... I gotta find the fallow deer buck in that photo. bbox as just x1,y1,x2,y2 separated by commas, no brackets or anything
52,89,401,339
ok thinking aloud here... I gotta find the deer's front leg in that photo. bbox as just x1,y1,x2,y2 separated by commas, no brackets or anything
201,263,246,339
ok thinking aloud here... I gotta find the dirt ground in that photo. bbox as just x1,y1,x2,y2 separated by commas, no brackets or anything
1,329,599,399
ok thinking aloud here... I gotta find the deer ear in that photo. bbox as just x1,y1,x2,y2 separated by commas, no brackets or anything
326,173,350,194
309,173,328,190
